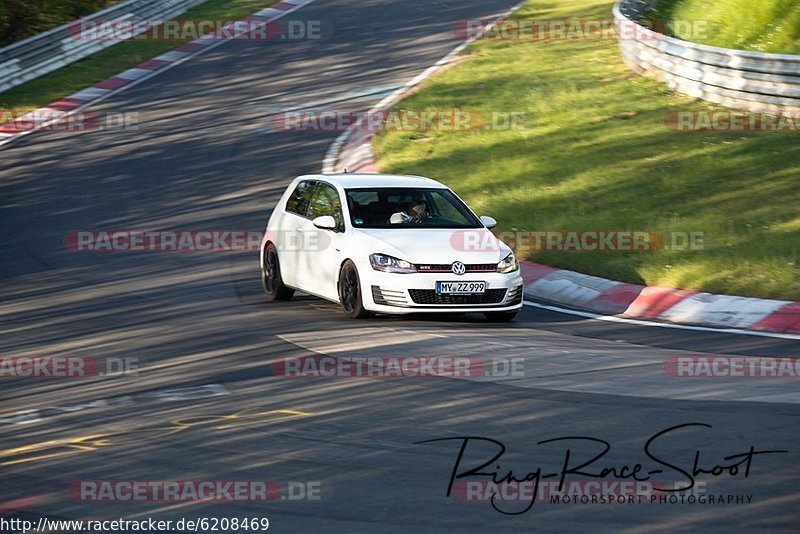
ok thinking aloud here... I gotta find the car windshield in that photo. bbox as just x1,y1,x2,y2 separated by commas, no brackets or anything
345,187,482,229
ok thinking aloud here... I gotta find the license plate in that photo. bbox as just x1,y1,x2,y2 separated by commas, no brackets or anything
436,281,486,295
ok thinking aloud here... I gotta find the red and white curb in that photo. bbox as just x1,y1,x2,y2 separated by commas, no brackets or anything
0,0,316,147
520,261,800,336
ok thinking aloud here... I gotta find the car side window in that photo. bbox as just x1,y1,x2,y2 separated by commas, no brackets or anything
306,183,344,230
285,180,316,216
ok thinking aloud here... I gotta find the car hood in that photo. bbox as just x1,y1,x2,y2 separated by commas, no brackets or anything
353,228,511,265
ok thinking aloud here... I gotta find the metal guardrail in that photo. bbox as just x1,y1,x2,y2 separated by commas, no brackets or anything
0,0,207,94
613,0,800,113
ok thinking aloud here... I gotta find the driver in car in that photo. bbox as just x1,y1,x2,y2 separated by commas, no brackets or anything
390,197,428,224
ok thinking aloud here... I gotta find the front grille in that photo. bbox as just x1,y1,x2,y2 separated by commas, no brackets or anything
417,263,497,273
409,288,507,305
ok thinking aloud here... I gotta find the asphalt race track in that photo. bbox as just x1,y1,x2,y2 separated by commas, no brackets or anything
1,0,798,532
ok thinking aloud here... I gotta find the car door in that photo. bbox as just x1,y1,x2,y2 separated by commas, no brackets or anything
277,180,316,288
302,181,346,300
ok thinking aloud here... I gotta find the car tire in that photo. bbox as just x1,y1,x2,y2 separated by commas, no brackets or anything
338,260,371,319
262,243,294,301
484,311,518,322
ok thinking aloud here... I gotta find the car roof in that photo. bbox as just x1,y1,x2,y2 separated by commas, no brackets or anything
297,173,448,189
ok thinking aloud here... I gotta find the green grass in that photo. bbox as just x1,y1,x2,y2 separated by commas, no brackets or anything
374,0,800,300
653,0,800,54
0,0,276,115
1,1,122,46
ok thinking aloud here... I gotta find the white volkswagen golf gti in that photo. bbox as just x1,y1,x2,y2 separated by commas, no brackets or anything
260,173,524,320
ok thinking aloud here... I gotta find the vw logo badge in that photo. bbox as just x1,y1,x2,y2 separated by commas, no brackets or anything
451,261,466,275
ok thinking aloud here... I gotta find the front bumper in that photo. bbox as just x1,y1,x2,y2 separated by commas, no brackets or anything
359,266,525,314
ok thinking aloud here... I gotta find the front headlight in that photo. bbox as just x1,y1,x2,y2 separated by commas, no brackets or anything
369,253,417,273
496,252,519,273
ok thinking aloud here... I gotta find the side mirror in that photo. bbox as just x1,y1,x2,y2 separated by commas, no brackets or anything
479,215,497,229
312,215,338,230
